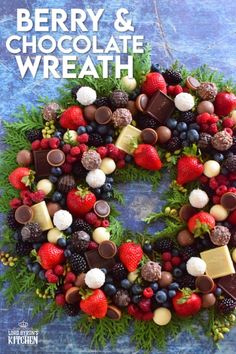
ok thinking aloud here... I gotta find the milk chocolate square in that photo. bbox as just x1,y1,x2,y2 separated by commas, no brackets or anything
33,150,52,178
200,246,235,279
84,249,116,270
145,90,175,123
115,125,141,154
217,273,236,300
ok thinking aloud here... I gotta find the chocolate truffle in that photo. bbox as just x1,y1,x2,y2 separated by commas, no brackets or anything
95,106,112,124
197,101,214,114
136,94,148,112
112,108,132,127
81,150,102,170
83,104,97,121
197,82,218,102
179,204,197,222
16,150,32,166
141,261,162,282
75,273,86,287
158,271,173,287
57,175,76,193
156,126,171,144
43,102,60,121
177,229,195,246
201,293,216,308
46,202,61,217
113,289,130,307
211,131,233,151
110,90,129,108
210,225,231,246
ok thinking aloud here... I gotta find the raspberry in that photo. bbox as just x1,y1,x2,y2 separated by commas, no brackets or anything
55,294,66,306
201,123,209,132
47,273,58,283
171,256,181,266
197,113,210,125
85,212,98,225
96,146,108,158
142,312,154,321
216,185,228,196
101,219,110,227
223,117,234,128
61,163,72,174
66,154,77,164
224,127,233,136
209,115,219,124
209,123,218,135
107,144,120,160
143,287,154,298
64,272,76,283
162,252,172,261
62,144,71,154
212,195,220,204
20,190,31,199
163,261,173,271
173,85,183,96
229,173,236,181
228,187,236,193
167,85,175,96
79,143,88,154
31,140,41,150
209,177,218,190
133,311,144,321
216,175,229,185
54,265,64,276
182,87,190,93
70,146,81,156
87,241,98,250
199,175,209,184
30,190,45,203
40,138,50,149
77,133,89,144
117,160,126,169
128,303,138,316
23,197,32,206
49,137,60,149
93,219,102,228
63,283,73,291
117,149,126,160
9,198,22,209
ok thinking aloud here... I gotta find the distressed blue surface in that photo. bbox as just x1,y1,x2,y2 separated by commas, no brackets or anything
1,0,236,353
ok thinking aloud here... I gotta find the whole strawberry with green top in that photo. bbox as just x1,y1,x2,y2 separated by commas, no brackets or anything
119,242,143,272
172,288,202,317
9,167,34,190
133,144,163,171
80,289,108,318
67,187,96,217
176,155,203,185
188,211,215,237
37,243,65,270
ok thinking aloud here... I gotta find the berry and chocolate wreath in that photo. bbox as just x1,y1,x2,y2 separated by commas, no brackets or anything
1,47,236,351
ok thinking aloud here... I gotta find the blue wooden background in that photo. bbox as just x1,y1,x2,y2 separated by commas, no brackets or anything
1,0,236,353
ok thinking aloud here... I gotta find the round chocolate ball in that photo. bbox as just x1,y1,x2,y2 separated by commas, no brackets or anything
47,202,61,217
83,105,97,121
127,100,138,116
16,150,32,166
158,271,173,288
177,229,195,246
197,101,214,114
156,126,171,144
201,293,216,308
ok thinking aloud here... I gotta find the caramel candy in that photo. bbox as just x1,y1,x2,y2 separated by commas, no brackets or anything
140,128,158,145
127,100,138,116
93,200,110,218
84,105,97,121
98,241,117,259
220,192,236,211
136,94,148,112
200,246,235,279
95,106,112,124
75,273,86,288
65,287,81,304
156,126,171,144
202,293,216,308
158,271,173,288
106,305,121,320
47,149,65,166
177,229,195,246
16,150,32,166
195,275,214,293
46,202,61,217
115,125,141,154
31,201,53,231
15,205,33,224
179,204,197,222
186,76,200,90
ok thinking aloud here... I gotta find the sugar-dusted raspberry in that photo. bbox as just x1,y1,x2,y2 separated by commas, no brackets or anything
31,140,41,150
70,146,81,156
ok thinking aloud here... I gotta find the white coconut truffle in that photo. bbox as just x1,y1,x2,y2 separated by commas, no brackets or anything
92,227,110,244
189,189,209,208
53,210,73,231
203,160,220,178
85,268,105,289
174,93,195,112
186,257,206,277
86,169,106,188
76,86,97,106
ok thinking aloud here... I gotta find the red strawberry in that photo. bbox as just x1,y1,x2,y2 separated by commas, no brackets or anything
38,243,65,270
214,92,236,116
119,242,143,272
80,289,108,318
133,144,162,171
172,289,202,317
67,187,96,217
9,167,32,190
142,73,167,96
188,211,215,237
60,106,87,130
176,156,203,185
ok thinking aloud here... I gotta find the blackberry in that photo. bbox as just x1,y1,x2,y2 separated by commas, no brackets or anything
136,114,159,130
6,210,20,230
72,162,87,179
181,246,198,261
72,218,92,235
229,136,236,153
180,111,196,124
88,133,104,147
68,253,87,275
150,63,161,73
163,69,182,85
25,129,42,143
153,238,174,252
71,85,81,99
198,133,212,150
21,222,43,243
15,241,33,256
94,97,111,108
217,297,236,314
178,274,196,290
166,137,182,152
224,155,236,172
70,231,90,252
111,263,127,281
64,303,80,316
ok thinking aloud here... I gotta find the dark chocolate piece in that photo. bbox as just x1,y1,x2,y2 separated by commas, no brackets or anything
140,128,158,145
93,200,110,218
15,205,33,224
98,241,117,259
195,275,214,293
84,249,116,270
95,106,112,124
47,149,65,166
217,273,236,300
106,305,121,320
145,90,175,123
33,150,52,178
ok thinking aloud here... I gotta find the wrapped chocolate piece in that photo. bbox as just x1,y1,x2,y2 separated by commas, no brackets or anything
145,90,175,124
33,150,52,178
31,201,53,231
217,274,236,301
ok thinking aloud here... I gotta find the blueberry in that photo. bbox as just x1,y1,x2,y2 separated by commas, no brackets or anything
100,268,108,275
121,279,132,289
182,140,189,147
107,128,115,137
57,238,67,247
173,129,179,137
64,249,72,258
93,188,101,197
168,290,176,298
176,122,187,132
155,290,167,303
77,126,87,135
125,155,133,163
189,123,200,131
105,275,114,284
106,177,114,184
38,270,46,280
86,125,94,133
151,63,160,72
103,283,117,296
223,221,231,228
97,125,108,136
105,136,113,144
143,243,153,254
173,267,183,278
214,287,222,297
64,227,72,235
49,175,58,184
101,191,112,200
52,191,63,202
60,141,65,148
90,121,97,129
168,282,179,291
221,167,228,175
51,167,62,176
166,118,177,130
54,131,62,139
60,197,66,207
25,257,31,265
27,264,33,272
213,152,224,163
179,263,186,271
150,282,159,292
31,262,41,274
14,231,22,241
171,249,179,257
131,284,143,295
33,243,41,250
187,129,200,142
162,301,171,308
102,183,112,192
179,132,187,140
132,295,142,304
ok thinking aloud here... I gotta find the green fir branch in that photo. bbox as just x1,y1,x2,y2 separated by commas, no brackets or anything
112,187,125,205
154,219,186,241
